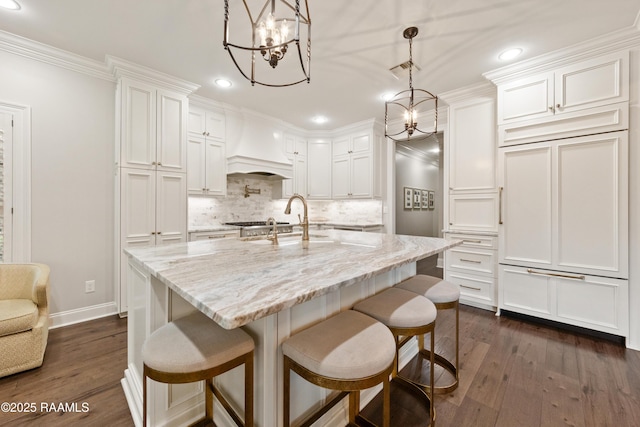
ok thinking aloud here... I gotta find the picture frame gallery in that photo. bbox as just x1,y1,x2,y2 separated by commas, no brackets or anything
404,187,434,210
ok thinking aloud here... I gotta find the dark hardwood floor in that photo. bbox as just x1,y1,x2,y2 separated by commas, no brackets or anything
2,302,639,426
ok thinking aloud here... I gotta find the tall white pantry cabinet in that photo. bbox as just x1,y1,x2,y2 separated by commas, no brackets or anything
491,49,630,340
111,58,199,313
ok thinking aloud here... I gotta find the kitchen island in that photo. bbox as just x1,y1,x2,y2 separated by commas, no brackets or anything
122,230,460,427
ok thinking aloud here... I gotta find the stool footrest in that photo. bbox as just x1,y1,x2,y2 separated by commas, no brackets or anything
212,384,245,427
392,376,435,427
298,391,349,427
419,349,459,394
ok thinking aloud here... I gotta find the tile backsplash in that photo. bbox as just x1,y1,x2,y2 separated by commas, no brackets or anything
189,175,383,227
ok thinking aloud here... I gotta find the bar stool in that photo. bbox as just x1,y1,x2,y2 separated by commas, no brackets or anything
141,311,254,427
396,275,460,394
353,287,438,426
282,310,395,427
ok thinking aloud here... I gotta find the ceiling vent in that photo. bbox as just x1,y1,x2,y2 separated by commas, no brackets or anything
389,60,421,80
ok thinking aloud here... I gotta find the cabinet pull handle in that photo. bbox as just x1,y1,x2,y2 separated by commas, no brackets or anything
460,258,481,264
460,284,482,291
526,268,585,280
463,239,482,244
499,186,504,225
208,235,225,239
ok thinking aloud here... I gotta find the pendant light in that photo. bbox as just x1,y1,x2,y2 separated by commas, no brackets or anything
385,27,438,141
223,0,311,87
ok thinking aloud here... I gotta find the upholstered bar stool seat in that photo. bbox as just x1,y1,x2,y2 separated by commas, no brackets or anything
282,310,395,427
142,311,254,427
353,287,438,426
396,275,460,394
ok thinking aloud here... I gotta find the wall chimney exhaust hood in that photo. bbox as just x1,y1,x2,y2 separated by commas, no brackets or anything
226,110,293,179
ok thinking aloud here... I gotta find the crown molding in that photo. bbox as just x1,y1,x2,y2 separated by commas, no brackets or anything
439,81,496,105
106,55,200,95
0,30,114,81
484,24,640,85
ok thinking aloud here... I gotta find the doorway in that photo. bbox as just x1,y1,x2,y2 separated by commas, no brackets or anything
394,132,444,277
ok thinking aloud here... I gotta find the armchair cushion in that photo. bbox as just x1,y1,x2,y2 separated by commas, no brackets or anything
0,299,38,337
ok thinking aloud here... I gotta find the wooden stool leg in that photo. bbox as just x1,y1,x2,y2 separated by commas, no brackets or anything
283,357,291,427
143,369,148,427
430,328,435,424
245,351,254,427
455,301,460,382
383,375,391,427
349,390,360,424
205,378,213,421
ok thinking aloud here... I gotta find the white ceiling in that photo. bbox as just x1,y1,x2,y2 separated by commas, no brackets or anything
1,0,639,129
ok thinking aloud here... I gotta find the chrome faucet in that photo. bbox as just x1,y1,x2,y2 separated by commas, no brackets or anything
266,217,279,245
284,193,309,242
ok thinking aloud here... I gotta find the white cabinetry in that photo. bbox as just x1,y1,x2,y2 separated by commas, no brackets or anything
307,139,332,199
443,86,499,309
497,50,629,125
187,107,226,196
119,78,187,173
498,131,628,279
281,134,307,198
112,59,197,314
332,129,381,199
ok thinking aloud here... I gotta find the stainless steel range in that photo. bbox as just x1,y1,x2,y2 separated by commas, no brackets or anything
225,221,293,237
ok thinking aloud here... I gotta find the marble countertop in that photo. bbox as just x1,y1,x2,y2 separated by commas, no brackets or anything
125,230,461,329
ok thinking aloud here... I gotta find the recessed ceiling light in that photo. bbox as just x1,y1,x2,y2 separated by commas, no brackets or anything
215,78,232,88
312,116,328,124
0,0,21,10
380,92,395,102
498,48,523,61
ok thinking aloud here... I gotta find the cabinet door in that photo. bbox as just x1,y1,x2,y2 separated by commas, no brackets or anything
449,194,498,233
332,136,350,156
205,139,227,196
555,51,628,114
307,140,332,199
331,155,350,199
121,169,156,247
293,155,307,196
155,172,187,245
188,107,206,137
499,143,553,267
121,79,157,169
205,112,226,141
156,89,187,173
351,132,371,154
449,98,496,191
350,152,372,198
555,132,628,277
187,136,206,195
497,72,554,125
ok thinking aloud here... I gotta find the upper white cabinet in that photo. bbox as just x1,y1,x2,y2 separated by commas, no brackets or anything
332,129,381,199
281,134,307,198
498,131,629,279
187,107,226,196
307,139,332,199
497,50,629,126
119,78,188,173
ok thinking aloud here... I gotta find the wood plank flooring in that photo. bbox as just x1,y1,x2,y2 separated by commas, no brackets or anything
1,303,639,426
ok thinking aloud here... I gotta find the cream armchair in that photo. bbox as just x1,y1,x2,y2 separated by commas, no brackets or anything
0,263,50,378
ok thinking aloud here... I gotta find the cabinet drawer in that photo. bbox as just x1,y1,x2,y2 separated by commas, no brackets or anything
446,233,497,250
189,230,240,241
445,271,495,305
446,247,495,276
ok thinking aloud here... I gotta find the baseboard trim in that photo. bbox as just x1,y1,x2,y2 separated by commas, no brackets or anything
49,302,118,329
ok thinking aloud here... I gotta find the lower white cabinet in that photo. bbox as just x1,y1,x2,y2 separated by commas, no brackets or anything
188,229,240,241
444,232,497,309
499,264,629,337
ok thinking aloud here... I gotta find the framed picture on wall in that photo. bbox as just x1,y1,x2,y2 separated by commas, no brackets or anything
404,187,413,209
421,190,429,209
413,189,421,210
428,191,435,209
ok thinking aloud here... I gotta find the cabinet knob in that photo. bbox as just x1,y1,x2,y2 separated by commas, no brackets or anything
202,131,206,136
548,106,555,112
206,132,210,136
157,231,162,235
556,103,561,109
157,162,162,166
152,161,157,165
151,231,156,235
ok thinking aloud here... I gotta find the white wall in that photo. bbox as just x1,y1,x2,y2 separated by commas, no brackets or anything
0,50,116,319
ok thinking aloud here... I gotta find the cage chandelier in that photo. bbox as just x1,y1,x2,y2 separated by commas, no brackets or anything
385,27,438,141
223,0,311,87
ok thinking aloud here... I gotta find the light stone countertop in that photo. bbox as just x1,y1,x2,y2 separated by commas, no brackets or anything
125,230,462,329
